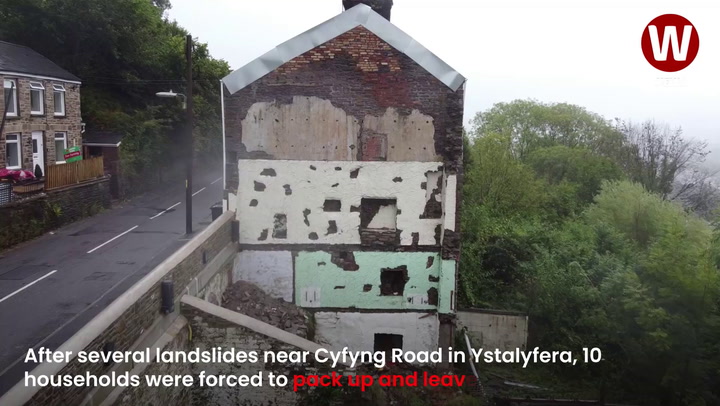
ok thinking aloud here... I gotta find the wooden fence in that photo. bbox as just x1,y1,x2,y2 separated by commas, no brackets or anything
46,157,105,190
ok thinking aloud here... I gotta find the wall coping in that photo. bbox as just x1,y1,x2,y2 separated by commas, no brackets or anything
0,210,235,406
457,308,528,317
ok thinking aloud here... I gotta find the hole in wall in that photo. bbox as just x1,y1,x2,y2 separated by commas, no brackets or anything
374,334,403,359
273,214,287,239
427,287,438,306
360,198,397,230
326,220,338,235
331,251,359,271
258,229,269,241
303,209,311,226
323,199,342,212
380,265,408,296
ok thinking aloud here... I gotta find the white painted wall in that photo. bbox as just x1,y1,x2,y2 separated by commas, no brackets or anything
314,312,439,355
233,251,294,302
236,160,452,246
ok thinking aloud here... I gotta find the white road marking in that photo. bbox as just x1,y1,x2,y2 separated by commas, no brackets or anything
87,226,139,254
192,187,206,197
0,270,57,304
210,177,222,185
150,202,181,220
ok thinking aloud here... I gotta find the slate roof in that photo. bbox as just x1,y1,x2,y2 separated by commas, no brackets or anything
222,4,465,95
0,41,81,82
82,131,124,147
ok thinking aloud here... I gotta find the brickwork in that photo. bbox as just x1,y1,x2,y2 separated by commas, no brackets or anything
0,177,111,250
25,218,234,406
224,25,464,189
0,75,82,171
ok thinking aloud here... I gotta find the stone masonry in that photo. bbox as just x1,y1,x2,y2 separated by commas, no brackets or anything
0,75,82,171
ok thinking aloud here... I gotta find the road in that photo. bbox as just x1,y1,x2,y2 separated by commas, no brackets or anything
0,170,224,395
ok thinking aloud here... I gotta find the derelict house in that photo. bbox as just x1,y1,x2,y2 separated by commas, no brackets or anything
221,1,465,356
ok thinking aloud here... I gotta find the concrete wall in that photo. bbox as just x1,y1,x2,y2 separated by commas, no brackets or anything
314,311,439,355
457,310,529,351
295,251,441,310
235,159,448,246
0,177,111,250
233,251,294,302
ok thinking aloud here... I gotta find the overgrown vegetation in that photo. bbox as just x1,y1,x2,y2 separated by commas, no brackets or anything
0,0,230,195
461,100,720,405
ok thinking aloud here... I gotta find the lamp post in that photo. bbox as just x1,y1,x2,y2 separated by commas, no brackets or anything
156,35,194,235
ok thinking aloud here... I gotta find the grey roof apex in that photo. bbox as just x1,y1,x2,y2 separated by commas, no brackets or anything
0,40,81,82
222,4,466,95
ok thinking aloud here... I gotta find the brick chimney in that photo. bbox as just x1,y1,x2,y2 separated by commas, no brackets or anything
343,0,393,20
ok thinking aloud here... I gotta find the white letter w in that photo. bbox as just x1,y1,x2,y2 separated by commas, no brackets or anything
648,25,693,61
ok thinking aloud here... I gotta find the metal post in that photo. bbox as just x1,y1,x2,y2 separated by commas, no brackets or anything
185,35,194,235
220,80,226,191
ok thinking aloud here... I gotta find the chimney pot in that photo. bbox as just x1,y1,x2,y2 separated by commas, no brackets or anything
343,0,393,21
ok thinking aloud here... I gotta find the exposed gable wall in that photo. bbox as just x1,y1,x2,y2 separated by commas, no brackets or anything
224,25,464,188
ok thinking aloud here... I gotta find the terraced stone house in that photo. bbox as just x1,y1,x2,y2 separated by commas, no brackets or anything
0,41,82,175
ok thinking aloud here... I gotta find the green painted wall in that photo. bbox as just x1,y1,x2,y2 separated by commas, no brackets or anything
438,259,456,314
295,251,442,310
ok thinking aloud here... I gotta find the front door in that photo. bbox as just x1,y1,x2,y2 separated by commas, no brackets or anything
31,131,45,176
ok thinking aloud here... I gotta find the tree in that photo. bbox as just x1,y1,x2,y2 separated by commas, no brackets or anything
671,166,720,219
469,99,625,160
463,133,545,215
527,145,624,205
0,0,231,194
614,120,709,199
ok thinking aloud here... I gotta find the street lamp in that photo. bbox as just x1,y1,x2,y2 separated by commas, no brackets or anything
155,35,194,235
155,91,186,109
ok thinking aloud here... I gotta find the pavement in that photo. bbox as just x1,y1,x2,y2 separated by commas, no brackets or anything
0,169,224,395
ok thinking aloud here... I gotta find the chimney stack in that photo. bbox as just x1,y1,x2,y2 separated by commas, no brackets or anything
343,0,393,21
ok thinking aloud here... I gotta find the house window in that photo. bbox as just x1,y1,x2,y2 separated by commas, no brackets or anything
54,132,67,163
30,81,44,115
53,84,65,116
5,134,21,169
3,80,18,117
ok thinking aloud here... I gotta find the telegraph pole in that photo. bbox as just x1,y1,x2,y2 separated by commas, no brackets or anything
185,34,194,235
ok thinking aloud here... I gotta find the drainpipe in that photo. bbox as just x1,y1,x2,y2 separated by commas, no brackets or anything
0,81,15,137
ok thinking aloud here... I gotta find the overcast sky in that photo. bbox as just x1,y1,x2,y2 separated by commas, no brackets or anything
167,0,719,156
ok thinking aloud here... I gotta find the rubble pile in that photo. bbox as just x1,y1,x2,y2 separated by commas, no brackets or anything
221,281,310,338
